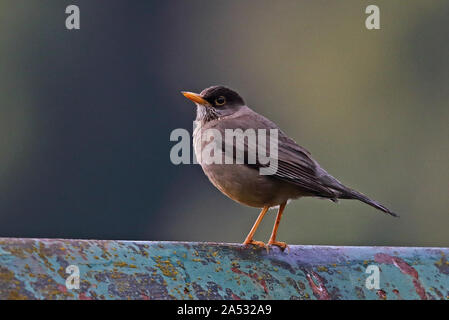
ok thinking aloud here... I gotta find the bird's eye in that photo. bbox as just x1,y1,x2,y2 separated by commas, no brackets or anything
215,96,226,106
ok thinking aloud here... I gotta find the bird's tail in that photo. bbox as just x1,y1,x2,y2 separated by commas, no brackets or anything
339,188,399,218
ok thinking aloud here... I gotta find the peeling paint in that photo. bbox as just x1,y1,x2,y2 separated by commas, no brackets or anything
0,238,448,300
306,271,331,300
375,253,428,300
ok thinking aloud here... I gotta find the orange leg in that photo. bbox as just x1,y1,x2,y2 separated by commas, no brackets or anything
267,202,288,251
243,206,269,248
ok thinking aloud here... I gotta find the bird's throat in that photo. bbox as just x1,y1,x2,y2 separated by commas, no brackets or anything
196,105,219,123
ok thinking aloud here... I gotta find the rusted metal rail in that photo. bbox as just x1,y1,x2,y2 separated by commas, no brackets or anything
0,238,448,300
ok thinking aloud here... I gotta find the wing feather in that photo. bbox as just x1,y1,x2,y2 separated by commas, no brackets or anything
214,111,340,199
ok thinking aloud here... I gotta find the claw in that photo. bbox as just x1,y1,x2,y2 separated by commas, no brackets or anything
243,239,267,249
267,240,288,252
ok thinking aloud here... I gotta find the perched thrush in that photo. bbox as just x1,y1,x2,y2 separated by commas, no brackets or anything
182,86,397,250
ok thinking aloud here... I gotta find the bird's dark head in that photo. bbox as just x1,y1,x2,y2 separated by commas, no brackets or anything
182,86,245,122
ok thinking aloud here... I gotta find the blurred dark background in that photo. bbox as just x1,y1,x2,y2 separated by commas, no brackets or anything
0,0,448,246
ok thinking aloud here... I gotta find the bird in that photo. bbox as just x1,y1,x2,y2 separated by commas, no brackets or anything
182,85,398,250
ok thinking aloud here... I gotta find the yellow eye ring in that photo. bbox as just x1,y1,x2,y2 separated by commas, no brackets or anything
215,96,226,106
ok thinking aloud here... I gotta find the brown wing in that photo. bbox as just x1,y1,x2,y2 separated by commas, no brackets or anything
214,110,342,199
206,107,398,216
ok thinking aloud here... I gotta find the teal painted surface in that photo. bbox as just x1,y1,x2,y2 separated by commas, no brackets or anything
0,238,448,300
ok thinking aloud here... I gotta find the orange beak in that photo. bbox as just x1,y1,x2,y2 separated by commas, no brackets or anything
181,91,211,107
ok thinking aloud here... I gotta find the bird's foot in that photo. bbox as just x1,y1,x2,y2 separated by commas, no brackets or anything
243,239,267,249
267,240,288,252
